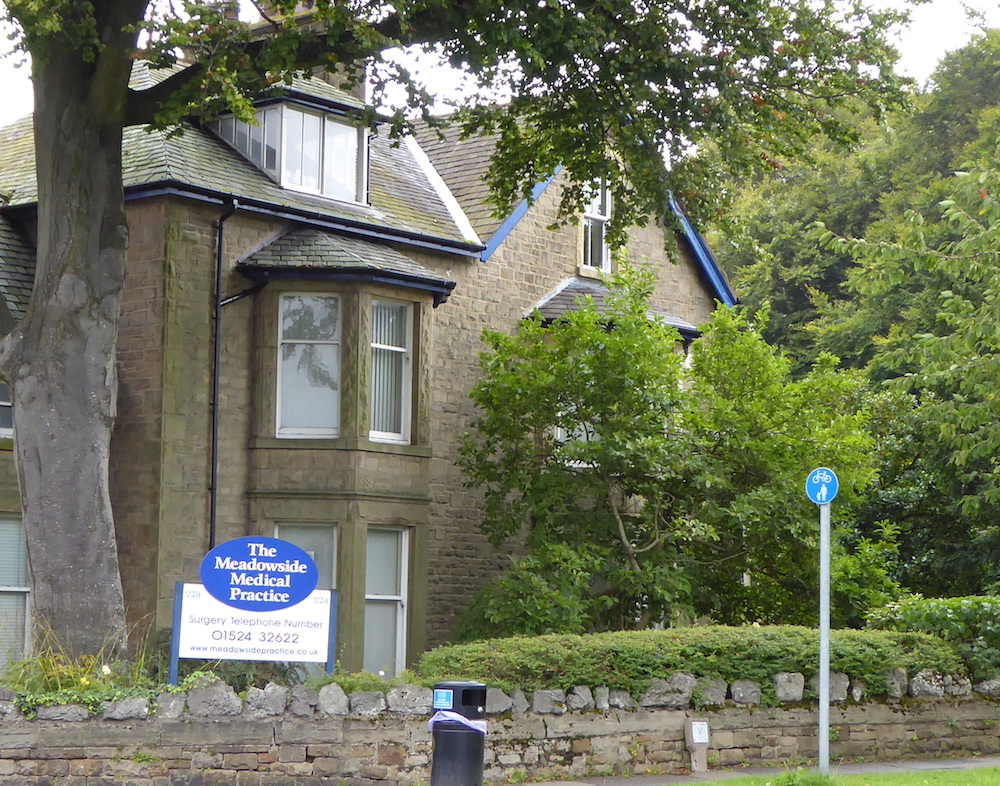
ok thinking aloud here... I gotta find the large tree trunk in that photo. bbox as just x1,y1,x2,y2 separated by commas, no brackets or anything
0,8,142,657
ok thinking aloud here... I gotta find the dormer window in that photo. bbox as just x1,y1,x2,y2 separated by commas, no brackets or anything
583,179,612,274
209,104,367,203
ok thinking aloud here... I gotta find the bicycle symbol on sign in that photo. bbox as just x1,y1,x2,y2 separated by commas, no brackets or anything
806,467,839,505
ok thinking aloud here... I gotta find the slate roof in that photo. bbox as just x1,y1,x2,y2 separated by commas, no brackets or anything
414,121,737,307
0,122,473,250
236,227,455,306
124,60,365,110
413,122,504,240
530,277,699,337
0,117,35,208
279,74,366,111
0,217,34,319
0,65,477,255
241,226,442,276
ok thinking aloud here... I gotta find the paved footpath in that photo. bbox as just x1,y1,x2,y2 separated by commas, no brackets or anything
524,754,1000,784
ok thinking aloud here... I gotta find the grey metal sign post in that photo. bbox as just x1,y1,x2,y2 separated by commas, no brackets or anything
806,467,839,775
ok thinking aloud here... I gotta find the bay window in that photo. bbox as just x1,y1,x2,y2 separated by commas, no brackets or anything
364,527,408,676
256,286,428,674
370,300,413,444
277,294,341,437
269,291,424,444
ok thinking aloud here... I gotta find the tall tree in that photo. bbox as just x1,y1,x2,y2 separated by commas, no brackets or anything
458,265,879,635
713,30,1000,375
711,120,896,372
1,0,909,654
712,30,1000,597
817,155,1000,527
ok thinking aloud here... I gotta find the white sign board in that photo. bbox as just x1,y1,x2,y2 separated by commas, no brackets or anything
177,582,331,663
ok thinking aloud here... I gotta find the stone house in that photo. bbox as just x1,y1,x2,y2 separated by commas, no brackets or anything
0,68,735,675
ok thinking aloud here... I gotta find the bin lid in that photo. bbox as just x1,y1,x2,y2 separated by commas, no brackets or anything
432,681,487,718
433,681,486,689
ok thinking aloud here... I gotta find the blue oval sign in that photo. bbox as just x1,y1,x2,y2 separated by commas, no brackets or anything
199,537,318,611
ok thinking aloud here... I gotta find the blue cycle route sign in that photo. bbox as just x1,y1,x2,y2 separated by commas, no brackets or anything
806,467,839,505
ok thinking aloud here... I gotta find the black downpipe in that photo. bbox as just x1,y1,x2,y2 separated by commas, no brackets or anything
209,199,239,550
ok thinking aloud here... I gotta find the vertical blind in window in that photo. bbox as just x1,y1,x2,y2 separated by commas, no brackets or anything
370,301,411,442
0,518,28,668
278,295,341,436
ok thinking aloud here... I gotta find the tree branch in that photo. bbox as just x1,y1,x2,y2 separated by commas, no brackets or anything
124,64,205,126
607,481,642,574
122,2,463,128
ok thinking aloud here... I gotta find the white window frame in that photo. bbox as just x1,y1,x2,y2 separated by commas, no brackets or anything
209,104,368,204
369,300,413,445
0,383,12,439
274,522,338,591
276,293,342,439
583,179,612,274
363,527,409,677
0,518,29,669
553,412,596,445
553,416,598,468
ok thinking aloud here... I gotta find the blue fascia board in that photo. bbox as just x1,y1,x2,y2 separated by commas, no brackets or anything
668,194,737,307
481,167,563,262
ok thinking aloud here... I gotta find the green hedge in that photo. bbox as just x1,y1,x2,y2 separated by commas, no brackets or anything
868,596,1000,682
417,626,962,703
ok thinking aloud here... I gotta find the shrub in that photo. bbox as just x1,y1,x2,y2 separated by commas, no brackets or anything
308,669,429,694
454,545,604,641
417,626,961,703
867,595,1000,682
144,628,303,692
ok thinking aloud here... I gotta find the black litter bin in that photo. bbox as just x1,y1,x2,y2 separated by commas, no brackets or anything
429,680,487,786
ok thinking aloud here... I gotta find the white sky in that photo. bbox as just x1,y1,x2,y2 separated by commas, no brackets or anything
0,0,998,127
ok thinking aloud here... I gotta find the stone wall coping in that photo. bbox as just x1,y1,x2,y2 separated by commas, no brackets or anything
0,667,989,725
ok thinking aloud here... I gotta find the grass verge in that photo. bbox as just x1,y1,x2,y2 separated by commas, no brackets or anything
715,765,1000,785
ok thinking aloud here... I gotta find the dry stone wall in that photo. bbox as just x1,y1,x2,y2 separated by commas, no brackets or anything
2,674,1000,785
